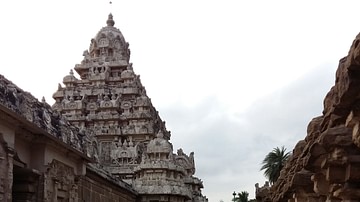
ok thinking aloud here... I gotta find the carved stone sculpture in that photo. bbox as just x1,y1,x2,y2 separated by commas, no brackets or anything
44,160,78,201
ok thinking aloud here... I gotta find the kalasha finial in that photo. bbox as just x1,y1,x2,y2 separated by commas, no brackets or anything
107,13,115,27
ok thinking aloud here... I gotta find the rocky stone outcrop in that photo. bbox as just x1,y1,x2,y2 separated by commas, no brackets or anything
258,33,360,201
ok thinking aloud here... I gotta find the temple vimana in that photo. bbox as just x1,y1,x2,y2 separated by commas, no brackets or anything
0,14,207,201
255,33,360,201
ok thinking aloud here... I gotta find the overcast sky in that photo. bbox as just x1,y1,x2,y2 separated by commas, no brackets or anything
1,0,360,201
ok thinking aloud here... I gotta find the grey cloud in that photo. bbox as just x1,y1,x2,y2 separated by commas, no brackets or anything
156,63,337,201
243,64,336,150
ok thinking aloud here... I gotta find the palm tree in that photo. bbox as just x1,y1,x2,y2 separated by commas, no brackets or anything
237,191,249,202
260,146,290,184
232,191,249,202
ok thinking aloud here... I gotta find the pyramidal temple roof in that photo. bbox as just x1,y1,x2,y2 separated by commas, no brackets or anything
51,14,207,202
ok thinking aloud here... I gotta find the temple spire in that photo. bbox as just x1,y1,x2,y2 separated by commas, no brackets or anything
109,1,113,14
106,13,115,27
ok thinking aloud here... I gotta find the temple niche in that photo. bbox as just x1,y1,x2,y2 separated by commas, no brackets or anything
52,14,207,202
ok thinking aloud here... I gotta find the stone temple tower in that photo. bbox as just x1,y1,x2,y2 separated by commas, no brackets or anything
52,14,207,202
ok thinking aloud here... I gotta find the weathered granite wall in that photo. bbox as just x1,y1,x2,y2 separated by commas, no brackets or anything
0,74,138,201
78,165,137,202
258,33,360,201
0,74,90,156
0,133,13,201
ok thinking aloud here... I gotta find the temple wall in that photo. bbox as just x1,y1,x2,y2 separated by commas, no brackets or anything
14,136,31,165
0,123,15,148
0,133,13,201
0,79,138,201
0,116,137,202
44,145,84,175
78,169,137,202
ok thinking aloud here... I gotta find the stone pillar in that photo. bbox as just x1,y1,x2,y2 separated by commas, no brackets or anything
44,160,78,202
5,150,14,202
0,133,14,201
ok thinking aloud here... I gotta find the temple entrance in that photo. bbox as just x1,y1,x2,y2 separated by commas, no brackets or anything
12,164,40,202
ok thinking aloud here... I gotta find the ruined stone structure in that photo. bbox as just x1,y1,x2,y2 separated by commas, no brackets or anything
0,14,206,202
256,33,360,201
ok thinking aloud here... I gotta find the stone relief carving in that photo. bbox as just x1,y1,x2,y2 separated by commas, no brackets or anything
0,75,93,158
98,37,109,48
44,160,78,202
175,149,195,176
90,140,99,162
100,142,112,164
110,137,138,165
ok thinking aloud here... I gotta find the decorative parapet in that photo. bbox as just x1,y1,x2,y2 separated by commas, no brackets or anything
86,163,137,195
0,74,93,158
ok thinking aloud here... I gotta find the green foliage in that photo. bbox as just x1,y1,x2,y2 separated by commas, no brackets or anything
232,191,249,202
238,191,249,202
260,146,290,184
